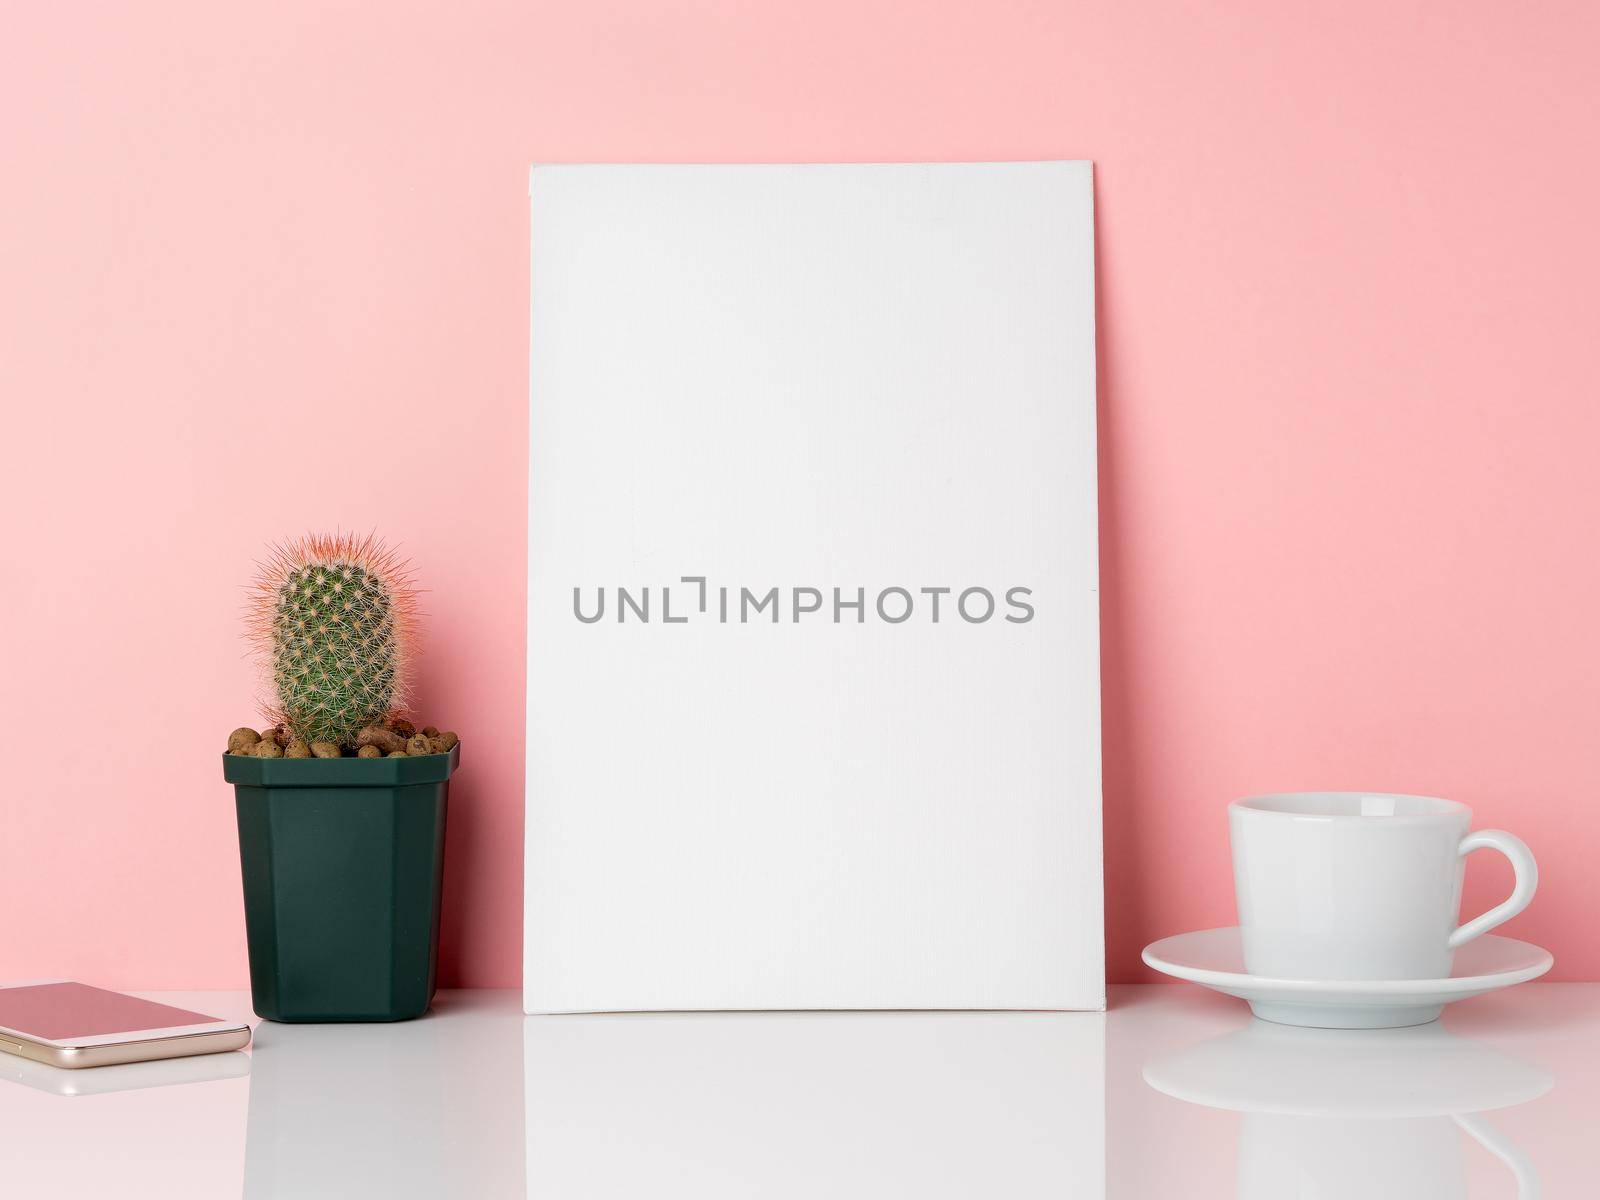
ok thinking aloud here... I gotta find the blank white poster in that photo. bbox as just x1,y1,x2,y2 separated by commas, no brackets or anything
526,161,1101,1012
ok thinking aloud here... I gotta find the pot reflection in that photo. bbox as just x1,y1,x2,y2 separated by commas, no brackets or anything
242,993,523,1199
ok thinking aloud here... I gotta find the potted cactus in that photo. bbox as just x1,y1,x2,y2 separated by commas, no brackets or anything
223,534,459,1023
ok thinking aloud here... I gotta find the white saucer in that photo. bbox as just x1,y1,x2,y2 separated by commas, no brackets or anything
1141,927,1553,1029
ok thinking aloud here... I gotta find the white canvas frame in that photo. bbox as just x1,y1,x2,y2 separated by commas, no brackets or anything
526,161,1102,1012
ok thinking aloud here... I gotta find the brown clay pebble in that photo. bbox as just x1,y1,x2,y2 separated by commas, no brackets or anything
421,726,439,738
228,727,260,754
405,735,431,756
426,737,448,754
284,738,311,758
257,726,285,747
387,717,417,739
254,739,284,758
310,741,342,759
386,749,408,758
436,731,459,752
355,725,406,754
357,745,383,759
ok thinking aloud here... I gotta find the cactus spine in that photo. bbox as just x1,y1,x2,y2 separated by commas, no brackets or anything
247,534,416,746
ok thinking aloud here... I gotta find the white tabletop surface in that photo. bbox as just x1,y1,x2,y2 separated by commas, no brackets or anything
1,983,1593,1197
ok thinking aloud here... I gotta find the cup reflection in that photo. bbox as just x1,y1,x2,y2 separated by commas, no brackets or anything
1144,1019,1551,1199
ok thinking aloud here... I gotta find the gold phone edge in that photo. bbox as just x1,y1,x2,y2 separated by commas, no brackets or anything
0,1024,251,1069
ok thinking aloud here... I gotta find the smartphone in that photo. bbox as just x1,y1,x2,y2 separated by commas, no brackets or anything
0,981,251,1069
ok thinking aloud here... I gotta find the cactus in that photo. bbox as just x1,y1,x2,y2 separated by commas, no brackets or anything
246,533,417,746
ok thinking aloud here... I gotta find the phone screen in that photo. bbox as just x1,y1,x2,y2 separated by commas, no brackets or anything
0,983,221,1040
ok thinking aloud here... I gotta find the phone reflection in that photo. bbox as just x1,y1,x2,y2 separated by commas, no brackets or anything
0,1047,250,1097
1143,1020,1552,1199
0,1046,251,1196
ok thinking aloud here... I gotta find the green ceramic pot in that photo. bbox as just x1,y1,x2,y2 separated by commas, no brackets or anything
224,745,458,1022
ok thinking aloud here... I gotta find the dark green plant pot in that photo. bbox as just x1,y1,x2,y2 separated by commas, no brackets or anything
224,746,458,1023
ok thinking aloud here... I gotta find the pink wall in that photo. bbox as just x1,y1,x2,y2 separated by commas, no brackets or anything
3,2,1597,988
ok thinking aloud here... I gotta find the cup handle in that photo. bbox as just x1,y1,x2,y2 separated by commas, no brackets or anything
1448,830,1538,949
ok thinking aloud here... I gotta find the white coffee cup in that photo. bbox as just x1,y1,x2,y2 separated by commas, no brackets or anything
1229,792,1537,981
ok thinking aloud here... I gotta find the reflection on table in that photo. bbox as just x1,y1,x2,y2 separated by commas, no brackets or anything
243,991,523,1198
524,1008,1105,1198
2,986,1594,1198
1144,1018,1550,1198
0,993,254,1199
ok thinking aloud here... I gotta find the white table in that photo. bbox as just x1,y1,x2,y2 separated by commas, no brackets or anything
1,984,1593,1197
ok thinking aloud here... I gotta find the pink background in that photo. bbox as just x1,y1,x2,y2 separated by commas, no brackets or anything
3,2,1596,988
